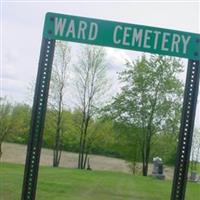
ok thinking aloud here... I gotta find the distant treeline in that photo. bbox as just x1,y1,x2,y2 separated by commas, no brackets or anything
2,102,177,165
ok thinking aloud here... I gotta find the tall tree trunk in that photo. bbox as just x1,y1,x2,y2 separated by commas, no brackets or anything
142,144,148,176
142,129,152,176
83,152,88,169
141,96,156,176
53,128,62,167
0,142,2,160
80,131,87,169
53,129,60,167
80,116,90,169
0,131,8,161
53,96,62,167
78,113,86,169
50,42,71,168
142,164,148,176
78,130,83,168
142,152,149,176
83,140,92,169
144,138,151,176
75,46,107,170
80,133,86,169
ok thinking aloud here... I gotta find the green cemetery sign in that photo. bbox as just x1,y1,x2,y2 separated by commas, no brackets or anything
22,11,200,200
44,12,200,60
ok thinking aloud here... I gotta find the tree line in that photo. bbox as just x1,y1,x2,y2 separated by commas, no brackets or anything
1,41,200,175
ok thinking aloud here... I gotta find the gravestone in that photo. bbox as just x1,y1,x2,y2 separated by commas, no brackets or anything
189,171,200,182
152,157,165,180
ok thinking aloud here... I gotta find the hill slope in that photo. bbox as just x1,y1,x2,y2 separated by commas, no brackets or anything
1,142,130,173
1,142,174,178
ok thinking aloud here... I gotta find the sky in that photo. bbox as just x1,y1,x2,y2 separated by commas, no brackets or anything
1,0,200,128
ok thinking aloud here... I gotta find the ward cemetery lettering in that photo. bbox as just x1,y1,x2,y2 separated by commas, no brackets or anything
44,12,200,60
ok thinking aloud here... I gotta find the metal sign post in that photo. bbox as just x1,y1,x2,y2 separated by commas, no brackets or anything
171,60,200,200
21,38,55,200
21,12,200,200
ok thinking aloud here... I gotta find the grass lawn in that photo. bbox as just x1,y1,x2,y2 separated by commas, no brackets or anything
0,162,199,200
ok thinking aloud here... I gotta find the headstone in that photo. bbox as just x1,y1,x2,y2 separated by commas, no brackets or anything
87,157,92,171
152,157,165,180
189,171,200,182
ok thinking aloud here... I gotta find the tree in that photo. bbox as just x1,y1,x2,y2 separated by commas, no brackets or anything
0,97,12,159
43,108,80,152
113,122,141,174
151,133,177,165
82,117,116,162
49,41,71,167
9,103,31,144
109,55,183,176
74,45,108,169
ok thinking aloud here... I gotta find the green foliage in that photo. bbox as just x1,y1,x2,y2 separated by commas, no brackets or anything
3,101,178,165
106,55,184,175
0,97,13,158
9,103,31,143
151,134,177,165
0,97,13,143
87,117,116,157
2,102,31,144
3,101,116,157
43,109,80,152
111,122,141,173
111,55,183,131
61,110,81,152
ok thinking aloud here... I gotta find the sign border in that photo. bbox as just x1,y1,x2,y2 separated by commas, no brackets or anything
43,12,200,60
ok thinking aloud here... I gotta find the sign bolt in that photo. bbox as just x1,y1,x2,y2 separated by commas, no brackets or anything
50,17,54,21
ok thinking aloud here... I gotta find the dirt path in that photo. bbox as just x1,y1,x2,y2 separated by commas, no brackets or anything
1,142,174,179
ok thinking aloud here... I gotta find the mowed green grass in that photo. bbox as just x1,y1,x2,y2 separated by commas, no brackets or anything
0,163,199,200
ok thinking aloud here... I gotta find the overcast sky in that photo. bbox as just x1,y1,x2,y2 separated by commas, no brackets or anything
1,0,200,128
